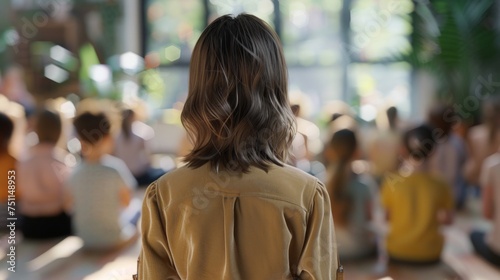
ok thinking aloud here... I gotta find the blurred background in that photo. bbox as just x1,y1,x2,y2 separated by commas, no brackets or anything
1,0,500,279
1,0,498,121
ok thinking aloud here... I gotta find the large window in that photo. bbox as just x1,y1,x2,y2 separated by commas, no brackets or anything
142,0,414,118
347,0,414,119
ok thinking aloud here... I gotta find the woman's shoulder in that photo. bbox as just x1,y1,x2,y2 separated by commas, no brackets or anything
150,163,325,212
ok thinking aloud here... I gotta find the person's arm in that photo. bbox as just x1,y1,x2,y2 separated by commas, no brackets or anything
119,186,131,207
483,184,494,220
296,181,337,279
138,182,179,279
380,179,392,221
438,181,454,225
438,210,454,225
479,161,495,220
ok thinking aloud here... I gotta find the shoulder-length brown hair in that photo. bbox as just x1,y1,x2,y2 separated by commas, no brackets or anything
181,14,296,173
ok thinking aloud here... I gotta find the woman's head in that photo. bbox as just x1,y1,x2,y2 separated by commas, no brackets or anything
326,129,358,226
402,124,436,162
181,14,295,173
121,109,135,140
327,129,358,163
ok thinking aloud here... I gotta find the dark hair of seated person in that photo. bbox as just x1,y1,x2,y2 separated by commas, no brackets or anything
73,112,111,145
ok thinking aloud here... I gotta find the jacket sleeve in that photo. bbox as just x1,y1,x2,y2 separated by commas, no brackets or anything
296,180,338,279
138,182,180,280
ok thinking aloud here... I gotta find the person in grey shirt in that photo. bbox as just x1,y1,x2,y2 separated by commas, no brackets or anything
66,111,139,250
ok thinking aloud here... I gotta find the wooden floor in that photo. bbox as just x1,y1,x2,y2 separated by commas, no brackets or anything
0,192,499,280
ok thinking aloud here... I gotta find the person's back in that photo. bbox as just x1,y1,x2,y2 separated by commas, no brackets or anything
465,96,500,185
114,109,150,176
382,172,452,261
481,153,500,253
336,175,374,259
69,161,125,248
115,130,149,175
381,125,454,263
137,14,338,279
18,144,69,215
143,163,332,279
325,128,374,260
17,109,72,239
67,111,138,250
427,104,467,209
469,151,500,266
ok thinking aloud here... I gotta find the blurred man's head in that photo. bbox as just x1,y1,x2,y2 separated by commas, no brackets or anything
73,112,113,157
34,109,62,145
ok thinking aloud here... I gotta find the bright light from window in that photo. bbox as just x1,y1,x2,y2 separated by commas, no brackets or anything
120,52,144,74
132,122,155,140
60,100,76,118
89,65,111,83
67,137,81,154
44,64,69,83
360,104,377,122
50,45,72,64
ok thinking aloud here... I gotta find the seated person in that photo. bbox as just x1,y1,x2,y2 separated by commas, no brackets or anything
114,109,163,186
0,113,17,230
325,128,375,260
381,124,454,264
465,95,500,186
427,104,467,209
18,109,72,239
470,149,500,267
66,112,139,250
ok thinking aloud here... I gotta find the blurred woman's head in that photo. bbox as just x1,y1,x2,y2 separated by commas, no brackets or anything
402,124,436,162
181,14,295,173
327,129,358,164
121,109,135,140
326,129,358,226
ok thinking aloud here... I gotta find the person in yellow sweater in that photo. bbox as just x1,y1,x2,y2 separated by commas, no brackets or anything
381,124,454,264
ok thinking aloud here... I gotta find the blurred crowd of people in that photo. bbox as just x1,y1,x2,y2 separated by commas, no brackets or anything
0,90,166,250
289,96,500,268
1,73,500,269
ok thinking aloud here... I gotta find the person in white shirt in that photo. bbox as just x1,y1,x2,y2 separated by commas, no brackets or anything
113,109,164,187
427,104,467,209
470,150,500,267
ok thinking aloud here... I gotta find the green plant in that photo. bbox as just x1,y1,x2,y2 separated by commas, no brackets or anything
405,0,500,112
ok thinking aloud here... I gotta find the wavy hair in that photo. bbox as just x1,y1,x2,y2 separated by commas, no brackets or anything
181,14,296,173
